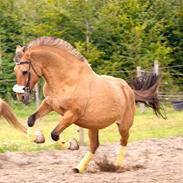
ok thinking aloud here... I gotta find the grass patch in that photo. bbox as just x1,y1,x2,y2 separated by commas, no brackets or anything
0,103,182,152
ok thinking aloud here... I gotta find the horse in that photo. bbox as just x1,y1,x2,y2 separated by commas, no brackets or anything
13,37,164,173
0,98,47,143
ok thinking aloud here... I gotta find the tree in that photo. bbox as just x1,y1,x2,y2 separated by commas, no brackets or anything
0,0,22,99
164,0,183,93
0,0,182,100
92,0,173,80
61,0,105,65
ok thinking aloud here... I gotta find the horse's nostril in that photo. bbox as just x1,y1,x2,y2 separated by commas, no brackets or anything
21,95,25,101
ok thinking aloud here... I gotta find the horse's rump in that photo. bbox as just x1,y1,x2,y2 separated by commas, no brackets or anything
76,75,135,129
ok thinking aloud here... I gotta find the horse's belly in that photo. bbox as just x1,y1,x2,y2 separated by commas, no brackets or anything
75,117,117,129
76,103,124,129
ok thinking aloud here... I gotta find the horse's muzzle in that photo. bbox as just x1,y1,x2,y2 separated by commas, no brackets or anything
13,84,30,104
17,92,30,105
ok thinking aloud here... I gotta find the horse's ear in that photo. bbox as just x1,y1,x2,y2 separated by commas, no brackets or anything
16,45,22,53
26,48,31,59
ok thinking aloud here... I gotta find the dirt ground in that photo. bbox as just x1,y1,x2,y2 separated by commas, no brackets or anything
0,137,183,183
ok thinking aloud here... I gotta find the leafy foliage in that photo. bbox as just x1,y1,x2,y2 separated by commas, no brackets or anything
0,0,182,99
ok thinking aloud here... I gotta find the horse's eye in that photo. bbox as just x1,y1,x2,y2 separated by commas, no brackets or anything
22,71,28,75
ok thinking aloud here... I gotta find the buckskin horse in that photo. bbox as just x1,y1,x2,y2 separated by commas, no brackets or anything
13,37,164,173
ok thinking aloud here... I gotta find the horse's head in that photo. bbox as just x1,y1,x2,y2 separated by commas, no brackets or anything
13,45,41,104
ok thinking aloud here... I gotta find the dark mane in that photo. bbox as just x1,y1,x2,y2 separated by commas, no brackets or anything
26,37,88,63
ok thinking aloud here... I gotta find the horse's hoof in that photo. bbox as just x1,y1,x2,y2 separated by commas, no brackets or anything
34,130,45,144
27,114,36,127
51,131,59,141
72,168,80,173
69,138,80,150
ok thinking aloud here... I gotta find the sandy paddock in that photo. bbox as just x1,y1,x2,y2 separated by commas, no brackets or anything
0,137,183,183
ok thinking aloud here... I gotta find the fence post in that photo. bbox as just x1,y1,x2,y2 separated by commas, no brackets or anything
137,66,145,113
35,83,40,109
136,66,141,77
154,60,159,75
154,60,159,95
79,128,85,146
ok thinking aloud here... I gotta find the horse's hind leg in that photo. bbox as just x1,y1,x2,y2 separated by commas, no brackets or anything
73,129,99,173
116,107,135,167
115,82,135,167
116,124,130,167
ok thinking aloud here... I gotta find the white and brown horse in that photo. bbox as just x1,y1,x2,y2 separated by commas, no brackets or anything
13,37,164,173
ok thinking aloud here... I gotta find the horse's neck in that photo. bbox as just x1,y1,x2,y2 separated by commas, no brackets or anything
35,49,93,91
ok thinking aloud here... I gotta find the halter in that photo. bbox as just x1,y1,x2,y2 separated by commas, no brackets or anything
13,60,41,93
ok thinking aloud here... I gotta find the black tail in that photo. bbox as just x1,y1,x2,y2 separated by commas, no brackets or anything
129,73,166,119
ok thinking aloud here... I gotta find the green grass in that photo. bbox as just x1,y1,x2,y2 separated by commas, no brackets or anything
0,102,182,152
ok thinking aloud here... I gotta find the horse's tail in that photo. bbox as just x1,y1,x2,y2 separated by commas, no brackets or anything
0,99,27,133
129,73,166,119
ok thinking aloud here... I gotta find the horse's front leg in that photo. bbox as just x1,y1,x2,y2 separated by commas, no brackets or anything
51,110,79,150
27,99,52,127
27,99,52,143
